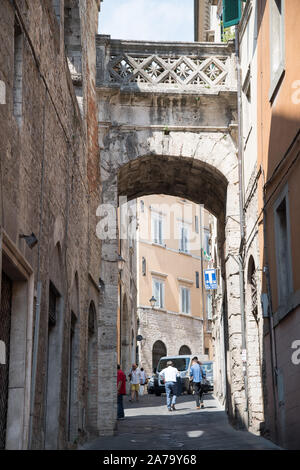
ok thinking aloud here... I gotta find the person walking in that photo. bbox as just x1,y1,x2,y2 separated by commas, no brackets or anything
139,367,147,396
128,364,141,402
190,356,206,409
159,360,180,411
117,364,126,420
197,360,207,407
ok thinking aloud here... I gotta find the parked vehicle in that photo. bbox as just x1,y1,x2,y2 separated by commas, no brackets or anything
201,361,214,391
147,375,155,394
153,354,209,396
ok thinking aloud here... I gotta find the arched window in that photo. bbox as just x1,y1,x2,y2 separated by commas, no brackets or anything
179,345,191,355
87,301,98,433
152,340,167,372
248,256,257,317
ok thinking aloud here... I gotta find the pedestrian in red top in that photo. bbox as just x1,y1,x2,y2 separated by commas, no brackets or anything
117,364,126,420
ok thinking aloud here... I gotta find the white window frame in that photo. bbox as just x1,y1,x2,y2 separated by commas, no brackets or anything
152,213,164,245
180,286,191,315
195,215,199,234
242,66,252,141
269,0,285,101
204,228,210,256
152,278,165,309
179,224,190,253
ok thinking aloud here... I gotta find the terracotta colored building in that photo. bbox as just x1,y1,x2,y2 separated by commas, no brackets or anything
256,0,300,450
135,195,215,374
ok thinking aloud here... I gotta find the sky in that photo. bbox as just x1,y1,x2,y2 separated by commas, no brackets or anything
98,0,194,42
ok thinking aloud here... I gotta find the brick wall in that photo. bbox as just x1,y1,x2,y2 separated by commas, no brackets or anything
138,307,204,375
0,0,101,449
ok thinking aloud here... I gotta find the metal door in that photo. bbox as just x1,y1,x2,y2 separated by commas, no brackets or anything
0,272,12,449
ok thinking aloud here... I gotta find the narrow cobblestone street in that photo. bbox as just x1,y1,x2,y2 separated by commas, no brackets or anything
81,394,280,451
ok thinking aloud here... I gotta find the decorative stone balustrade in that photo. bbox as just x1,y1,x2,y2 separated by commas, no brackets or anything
96,35,237,94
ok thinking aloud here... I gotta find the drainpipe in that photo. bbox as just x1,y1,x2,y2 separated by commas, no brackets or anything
235,24,249,428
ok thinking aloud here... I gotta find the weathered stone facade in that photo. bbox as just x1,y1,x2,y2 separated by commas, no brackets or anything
118,200,138,382
138,307,204,374
96,36,248,433
0,0,102,449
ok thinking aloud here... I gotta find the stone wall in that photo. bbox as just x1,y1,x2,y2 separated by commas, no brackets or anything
0,0,101,449
138,307,204,375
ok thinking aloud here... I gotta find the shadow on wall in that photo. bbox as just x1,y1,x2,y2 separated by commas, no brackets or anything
260,111,300,449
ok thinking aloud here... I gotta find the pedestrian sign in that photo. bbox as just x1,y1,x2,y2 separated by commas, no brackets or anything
204,269,217,290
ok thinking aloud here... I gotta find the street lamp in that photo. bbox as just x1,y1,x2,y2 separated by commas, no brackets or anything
149,296,156,308
117,254,125,272
20,233,38,249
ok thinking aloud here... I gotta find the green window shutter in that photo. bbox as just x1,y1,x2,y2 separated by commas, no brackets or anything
223,0,242,28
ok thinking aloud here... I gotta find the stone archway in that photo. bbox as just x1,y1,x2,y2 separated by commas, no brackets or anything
96,37,244,435
98,141,242,434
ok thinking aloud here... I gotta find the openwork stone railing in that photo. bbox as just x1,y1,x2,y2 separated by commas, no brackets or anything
96,36,237,93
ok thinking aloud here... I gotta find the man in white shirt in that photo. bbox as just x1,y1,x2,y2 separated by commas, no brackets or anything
128,364,141,402
139,367,147,396
159,360,180,411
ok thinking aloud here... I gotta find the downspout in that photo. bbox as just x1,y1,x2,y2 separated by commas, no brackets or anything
235,24,249,428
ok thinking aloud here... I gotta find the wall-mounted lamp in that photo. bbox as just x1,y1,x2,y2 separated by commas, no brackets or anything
117,254,125,272
149,296,156,309
20,233,38,249
99,278,105,290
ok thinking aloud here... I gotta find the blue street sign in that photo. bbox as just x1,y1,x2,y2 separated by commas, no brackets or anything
204,269,217,290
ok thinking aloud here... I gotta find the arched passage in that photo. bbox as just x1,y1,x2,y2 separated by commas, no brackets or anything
67,272,80,443
118,154,228,227
179,345,192,355
152,340,167,372
97,56,243,432
87,301,98,434
98,133,243,432
45,242,64,449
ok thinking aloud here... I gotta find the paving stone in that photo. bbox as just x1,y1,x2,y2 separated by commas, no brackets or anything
80,394,280,451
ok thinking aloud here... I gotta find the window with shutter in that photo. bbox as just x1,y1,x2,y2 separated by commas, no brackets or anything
153,279,164,308
152,214,163,245
223,0,242,28
180,225,189,253
196,271,199,289
180,287,191,314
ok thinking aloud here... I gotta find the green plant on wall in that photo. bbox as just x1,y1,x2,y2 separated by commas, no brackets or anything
221,21,236,43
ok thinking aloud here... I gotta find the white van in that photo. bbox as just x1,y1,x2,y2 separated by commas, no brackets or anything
153,354,208,396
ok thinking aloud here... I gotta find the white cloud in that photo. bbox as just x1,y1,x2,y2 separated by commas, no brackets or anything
99,0,194,42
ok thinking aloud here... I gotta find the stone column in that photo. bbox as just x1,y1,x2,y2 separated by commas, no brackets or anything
225,180,247,426
97,169,118,435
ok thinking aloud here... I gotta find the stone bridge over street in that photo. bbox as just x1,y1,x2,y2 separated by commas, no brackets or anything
95,36,244,436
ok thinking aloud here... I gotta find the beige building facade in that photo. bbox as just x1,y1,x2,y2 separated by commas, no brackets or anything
135,194,215,374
